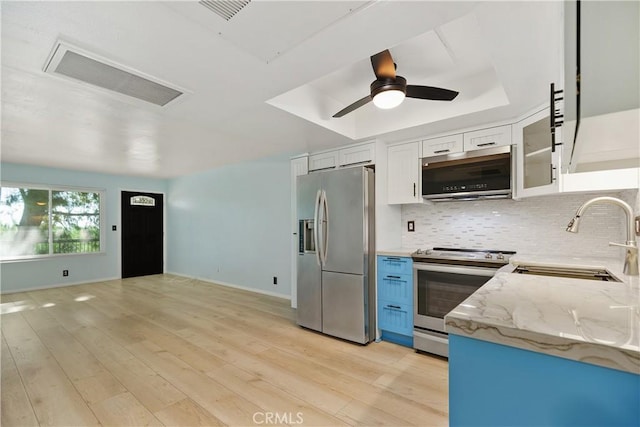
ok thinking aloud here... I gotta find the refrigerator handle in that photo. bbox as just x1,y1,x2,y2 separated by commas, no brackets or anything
313,189,322,266
321,189,329,266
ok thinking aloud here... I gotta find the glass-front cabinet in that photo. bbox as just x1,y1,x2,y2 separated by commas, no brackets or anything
514,107,561,198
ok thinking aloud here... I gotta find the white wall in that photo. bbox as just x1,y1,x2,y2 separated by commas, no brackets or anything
0,162,167,293
401,189,638,259
166,155,291,299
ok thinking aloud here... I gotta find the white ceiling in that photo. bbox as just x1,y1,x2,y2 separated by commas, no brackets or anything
0,1,562,178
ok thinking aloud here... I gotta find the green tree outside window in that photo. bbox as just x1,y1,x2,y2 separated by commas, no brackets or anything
0,186,102,259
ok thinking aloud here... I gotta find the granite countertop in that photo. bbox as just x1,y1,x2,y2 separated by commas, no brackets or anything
377,248,416,257
445,255,640,374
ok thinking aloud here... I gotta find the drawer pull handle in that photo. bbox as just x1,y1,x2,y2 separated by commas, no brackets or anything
433,149,449,154
386,304,402,310
386,275,401,279
385,257,401,260
476,141,496,147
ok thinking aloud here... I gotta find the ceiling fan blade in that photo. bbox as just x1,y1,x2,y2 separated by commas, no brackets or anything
406,85,459,101
332,95,373,118
370,50,396,80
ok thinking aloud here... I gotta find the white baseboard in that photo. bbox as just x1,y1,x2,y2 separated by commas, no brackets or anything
166,271,291,301
0,276,120,295
2,273,293,302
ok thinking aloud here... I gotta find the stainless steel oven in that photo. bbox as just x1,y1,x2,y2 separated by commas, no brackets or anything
412,248,515,357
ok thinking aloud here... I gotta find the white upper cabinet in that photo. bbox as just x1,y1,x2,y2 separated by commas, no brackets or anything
308,142,375,172
463,125,512,151
308,151,338,172
514,108,561,198
562,0,639,172
339,142,375,167
422,134,463,157
387,141,422,205
514,107,638,199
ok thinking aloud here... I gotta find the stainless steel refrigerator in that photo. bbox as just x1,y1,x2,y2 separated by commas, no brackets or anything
296,166,375,344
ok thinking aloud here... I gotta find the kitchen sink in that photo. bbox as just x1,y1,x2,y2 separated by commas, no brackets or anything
512,265,622,282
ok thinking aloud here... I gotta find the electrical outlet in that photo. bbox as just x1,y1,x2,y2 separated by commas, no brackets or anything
63,270,69,277
112,225,117,231
408,221,415,232
273,276,277,285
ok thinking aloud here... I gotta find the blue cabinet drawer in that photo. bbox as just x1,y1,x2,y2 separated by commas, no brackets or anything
377,255,413,275
377,273,413,304
378,299,413,336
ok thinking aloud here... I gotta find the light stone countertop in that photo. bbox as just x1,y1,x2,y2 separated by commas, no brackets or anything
376,248,416,257
445,255,640,374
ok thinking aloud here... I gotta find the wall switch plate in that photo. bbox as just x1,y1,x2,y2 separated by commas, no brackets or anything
273,276,277,285
63,270,69,277
635,216,640,236
112,225,117,231
408,221,415,232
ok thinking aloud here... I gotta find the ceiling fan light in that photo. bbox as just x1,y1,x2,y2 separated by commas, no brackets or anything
372,89,405,109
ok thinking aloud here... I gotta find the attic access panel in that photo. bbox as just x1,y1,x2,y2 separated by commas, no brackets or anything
44,41,185,107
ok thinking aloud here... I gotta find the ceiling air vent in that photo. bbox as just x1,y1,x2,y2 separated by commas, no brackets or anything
43,41,184,107
199,0,250,21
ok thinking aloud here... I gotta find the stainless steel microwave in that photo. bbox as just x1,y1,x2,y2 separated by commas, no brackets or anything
421,145,512,201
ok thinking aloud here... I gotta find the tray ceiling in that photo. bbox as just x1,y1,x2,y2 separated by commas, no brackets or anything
267,12,510,140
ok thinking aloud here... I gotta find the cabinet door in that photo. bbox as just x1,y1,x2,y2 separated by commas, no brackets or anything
377,274,413,305
422,134,463,157
463,125,512,151
377,256,413,275
514,108,561,198
378,299,413,336
563,1,639,173
387,142,421,204
339,143,375,167
308,151,338,171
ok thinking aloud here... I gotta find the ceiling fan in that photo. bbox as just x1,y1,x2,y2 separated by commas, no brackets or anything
332,49,459,118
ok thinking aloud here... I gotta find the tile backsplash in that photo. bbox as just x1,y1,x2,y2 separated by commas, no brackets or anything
402,189,639,258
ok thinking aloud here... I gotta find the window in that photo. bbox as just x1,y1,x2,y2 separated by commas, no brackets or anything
0,185,104,260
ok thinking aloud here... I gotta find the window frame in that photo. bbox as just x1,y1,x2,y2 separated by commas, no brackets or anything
0,182,106,262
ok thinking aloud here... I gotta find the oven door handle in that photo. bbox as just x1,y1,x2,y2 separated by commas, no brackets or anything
414,263,497,277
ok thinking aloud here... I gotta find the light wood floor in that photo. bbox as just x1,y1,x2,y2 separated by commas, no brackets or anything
1,275,448,426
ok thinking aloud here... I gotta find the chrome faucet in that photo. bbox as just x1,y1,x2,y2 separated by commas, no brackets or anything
566,196,638,276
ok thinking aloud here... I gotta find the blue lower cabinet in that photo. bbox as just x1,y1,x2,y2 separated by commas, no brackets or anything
377,300,414,348
377,255,414,348
449,334,640,427
377,256,412,275
378,300,412,335
377,273,412,303
380,330,413,348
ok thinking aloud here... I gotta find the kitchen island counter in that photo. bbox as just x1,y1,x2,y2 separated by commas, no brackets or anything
445,256,639,426
445,255,639,373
